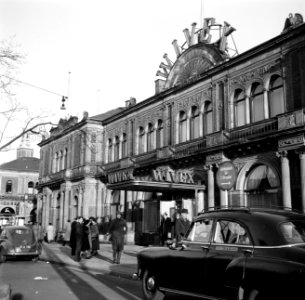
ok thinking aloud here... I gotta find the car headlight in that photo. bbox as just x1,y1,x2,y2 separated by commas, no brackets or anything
15,247,21,253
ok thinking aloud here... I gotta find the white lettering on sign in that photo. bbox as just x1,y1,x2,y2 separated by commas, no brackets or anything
152,170,194,184
108,170,134,184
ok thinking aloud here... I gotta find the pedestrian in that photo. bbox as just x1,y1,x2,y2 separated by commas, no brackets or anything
159,212,171,246
46,222,55,243
174,209,191,244
101,216,111,241
75,216,84,262
63,219,71,246
81,218,91,259
89,217,100,256
108,211,127,264
70,218,77,256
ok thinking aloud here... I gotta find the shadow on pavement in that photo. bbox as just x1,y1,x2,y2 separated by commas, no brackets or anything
43,245,141,300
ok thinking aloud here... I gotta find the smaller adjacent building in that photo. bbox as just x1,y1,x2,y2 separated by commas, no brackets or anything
0,136,39,226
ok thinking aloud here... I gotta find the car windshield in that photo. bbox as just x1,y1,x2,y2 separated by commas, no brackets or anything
280,221,305,244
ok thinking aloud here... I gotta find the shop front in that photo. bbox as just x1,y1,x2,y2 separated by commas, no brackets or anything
106,165,206,245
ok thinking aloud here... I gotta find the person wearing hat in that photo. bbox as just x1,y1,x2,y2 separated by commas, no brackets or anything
174,208,191,244
108,211,127,264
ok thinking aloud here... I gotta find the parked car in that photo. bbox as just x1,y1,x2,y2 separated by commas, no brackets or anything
134,208,305,300
0,225,42,262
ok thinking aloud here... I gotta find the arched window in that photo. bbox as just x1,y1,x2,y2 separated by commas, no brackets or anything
6,180,12,193
108,139,113,162
139,127,145,154
234,89,247,127
269,75,284,117
156,119,164,148
204,102,213,134
114,136,120,161
147,123,154,151
190,106,200,139
55,152,59,172
63,148,68,169
251,82,264,122
179,111,187,143
121,133,127,158
28,181,34,194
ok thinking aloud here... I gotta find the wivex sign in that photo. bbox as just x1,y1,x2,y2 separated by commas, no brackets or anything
108,169,134,184
152,167,194,184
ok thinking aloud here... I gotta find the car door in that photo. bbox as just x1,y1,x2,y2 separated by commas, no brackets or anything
164,218,214,294
203,219,253,298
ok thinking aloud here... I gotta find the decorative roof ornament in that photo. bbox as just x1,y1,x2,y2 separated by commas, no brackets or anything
155,18,238,90
282,13,303,33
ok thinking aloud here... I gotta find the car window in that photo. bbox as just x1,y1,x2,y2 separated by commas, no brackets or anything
186,219,213,243
280,221,305,244
213,220,251,245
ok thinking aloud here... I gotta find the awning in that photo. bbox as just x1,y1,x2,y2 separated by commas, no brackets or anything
107,180,206,192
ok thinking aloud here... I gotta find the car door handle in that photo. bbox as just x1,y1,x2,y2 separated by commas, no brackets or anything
201,245,209,251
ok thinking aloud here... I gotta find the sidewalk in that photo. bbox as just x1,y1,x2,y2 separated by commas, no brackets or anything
40,241,146,279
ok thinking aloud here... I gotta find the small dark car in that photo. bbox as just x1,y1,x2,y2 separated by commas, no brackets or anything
0,225,42,262
134,208,305,300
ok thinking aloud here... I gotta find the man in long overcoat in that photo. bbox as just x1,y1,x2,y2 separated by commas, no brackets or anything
75,216,84,262
70,218,77,256
174,208,191,243
108,212,127,264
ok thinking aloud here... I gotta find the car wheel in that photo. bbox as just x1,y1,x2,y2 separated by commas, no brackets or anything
142,270,164,300
0,249,6,263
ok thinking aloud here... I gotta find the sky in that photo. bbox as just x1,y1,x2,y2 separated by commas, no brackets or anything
0,0,304,164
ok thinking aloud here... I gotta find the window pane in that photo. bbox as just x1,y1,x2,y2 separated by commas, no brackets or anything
252,94,264,122
236,101,246,126
206,112,213,134
269,87,284,117
191,116,200,139
180,120,187,142
186,219,213,243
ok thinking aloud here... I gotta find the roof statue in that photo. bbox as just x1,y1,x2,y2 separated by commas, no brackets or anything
282,13,304,33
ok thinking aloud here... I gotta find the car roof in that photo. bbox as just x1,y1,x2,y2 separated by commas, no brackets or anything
2,225,33,231
197,208,305,246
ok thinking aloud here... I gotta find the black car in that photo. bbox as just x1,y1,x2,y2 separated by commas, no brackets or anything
134,208,305,300
0,225,42,262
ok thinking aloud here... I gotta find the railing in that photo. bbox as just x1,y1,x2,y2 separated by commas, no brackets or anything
229,119,278,142
133,150,157,164
174,139,206,159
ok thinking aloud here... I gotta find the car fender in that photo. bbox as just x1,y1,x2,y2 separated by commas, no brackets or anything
225,255,305,293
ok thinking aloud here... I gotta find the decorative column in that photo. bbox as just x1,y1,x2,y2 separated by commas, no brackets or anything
220,190,228,207
299,152,305,212
197,190,205,213
277,151,292,209
59,191,65,231
245,95,250,124
207,165,215,209
263,88,269,119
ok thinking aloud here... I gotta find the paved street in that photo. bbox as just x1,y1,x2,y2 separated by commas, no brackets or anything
0,243,188,300
0,257,143,300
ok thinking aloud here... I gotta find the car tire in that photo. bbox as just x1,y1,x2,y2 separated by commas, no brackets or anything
142,270,164,300
0,249,6,263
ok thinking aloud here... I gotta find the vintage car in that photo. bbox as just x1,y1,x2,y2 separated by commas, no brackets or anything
134,208,305,300
0,225,42,262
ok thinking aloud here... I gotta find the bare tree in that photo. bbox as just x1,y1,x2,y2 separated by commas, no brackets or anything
0,37,55,153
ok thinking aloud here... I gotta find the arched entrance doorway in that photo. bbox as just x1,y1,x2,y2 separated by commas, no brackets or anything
244,164,281,208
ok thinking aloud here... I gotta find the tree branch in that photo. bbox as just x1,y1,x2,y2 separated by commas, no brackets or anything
0,122,56,152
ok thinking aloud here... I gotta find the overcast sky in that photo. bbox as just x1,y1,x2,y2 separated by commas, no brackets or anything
0,0,304,164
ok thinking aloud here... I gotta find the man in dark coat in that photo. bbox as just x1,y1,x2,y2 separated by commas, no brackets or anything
159,212,171,246
174,208,191,243
75,216,84,262
108,212,127,264
70,217,77,256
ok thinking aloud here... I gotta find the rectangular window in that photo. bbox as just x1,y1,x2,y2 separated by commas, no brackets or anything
269,89,284,117
180,122,187,143
236,101,246,127
252,95,264,122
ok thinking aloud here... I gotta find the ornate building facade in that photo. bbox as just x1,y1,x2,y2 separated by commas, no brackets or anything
0,136,39,226
39,14,305,245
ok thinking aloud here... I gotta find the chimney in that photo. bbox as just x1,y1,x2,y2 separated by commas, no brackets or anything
155,79,166,94
125,97,137,108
